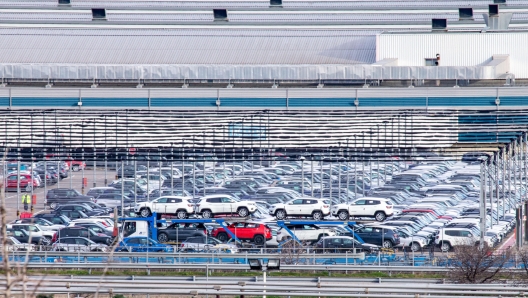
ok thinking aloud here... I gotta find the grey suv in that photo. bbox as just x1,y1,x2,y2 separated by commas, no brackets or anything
46,188,94,209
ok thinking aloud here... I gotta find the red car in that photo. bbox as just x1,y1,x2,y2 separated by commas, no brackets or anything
211,222,272,245
65,159,86,172
45,154,86,172
5,173,38,192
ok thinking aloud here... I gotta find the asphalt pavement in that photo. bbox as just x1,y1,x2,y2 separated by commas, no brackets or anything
4,168,119,221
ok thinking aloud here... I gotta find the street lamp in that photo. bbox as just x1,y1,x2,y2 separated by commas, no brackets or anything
248,258,281,298
300,156,305,195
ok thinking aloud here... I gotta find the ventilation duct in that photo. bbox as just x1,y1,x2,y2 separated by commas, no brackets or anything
483,4,512,30
270,0,283,7
489,4,499,17
432,19,447,31
459,8,474,20
91,8,107,20
213,9,228,21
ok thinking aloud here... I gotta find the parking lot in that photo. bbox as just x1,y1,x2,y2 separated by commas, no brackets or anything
3,151,521,257
5,167,117,220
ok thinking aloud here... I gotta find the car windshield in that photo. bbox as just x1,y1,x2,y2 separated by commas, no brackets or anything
208,238,222,244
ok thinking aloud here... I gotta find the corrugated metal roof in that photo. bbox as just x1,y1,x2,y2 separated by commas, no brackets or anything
5,0,528,9
0,28,376,64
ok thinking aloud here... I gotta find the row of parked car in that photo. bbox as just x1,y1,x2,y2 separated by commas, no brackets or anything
2,159,86,192
2,151,517,254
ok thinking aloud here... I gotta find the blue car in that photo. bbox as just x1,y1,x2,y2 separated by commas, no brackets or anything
115,236,174,252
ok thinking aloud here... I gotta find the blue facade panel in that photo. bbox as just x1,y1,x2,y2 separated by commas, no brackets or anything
151,98,216,107
359,97,426,107
458,132,521,143
497,96,528,106
12,97,78,107
82,97,147,107
221,98,285,107
428,97,495,107
0,97,9,107
288,98,354,107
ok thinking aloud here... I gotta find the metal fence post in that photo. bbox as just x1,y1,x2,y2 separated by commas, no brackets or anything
479,160,486,249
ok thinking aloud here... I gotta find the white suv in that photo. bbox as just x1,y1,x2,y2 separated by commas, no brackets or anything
270,198,330,220
276,224,336,242
435,224,479,252
196,195,257,218
331,197,393,221
134,196,195,218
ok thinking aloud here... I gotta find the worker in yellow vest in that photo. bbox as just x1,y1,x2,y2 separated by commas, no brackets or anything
21,193,30,211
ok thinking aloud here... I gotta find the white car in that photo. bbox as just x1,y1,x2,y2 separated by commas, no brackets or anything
8,224,55,244
276,224,336,242
52,237,109,252
435,226,479,252
134,196,195,218
2,236,35,252
196,195,257,218
270,198,330,220
331,197,394,221
11,218,64,231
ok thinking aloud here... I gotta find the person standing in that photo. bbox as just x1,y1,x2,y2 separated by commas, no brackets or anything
21,192,30,211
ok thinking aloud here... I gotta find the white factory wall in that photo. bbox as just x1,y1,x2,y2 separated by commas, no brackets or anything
378,31,528,78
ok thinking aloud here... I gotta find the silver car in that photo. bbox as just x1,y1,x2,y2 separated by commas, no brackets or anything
51,237,108,252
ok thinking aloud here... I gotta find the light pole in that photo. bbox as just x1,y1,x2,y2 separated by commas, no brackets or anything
69,124,73,189
310,154,314,197
300,156,305,196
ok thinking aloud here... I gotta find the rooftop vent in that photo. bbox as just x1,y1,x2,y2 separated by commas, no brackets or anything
58,0,71,5
432,19,447,31
459,8,474,20
489,4,499,17
494,0,506,3
270,0,283,7
213,9,228,21
91,8,106,20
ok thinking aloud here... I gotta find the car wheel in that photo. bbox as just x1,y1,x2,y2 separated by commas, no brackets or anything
25,185,33,192
312,211,323,221
202,210,213,219
217,232,228,242
158,233,169,243
140,208,151,218
176,210,187,219
410,242,420,252
337,210,349,220
275,209,286,220
440,242,451,252
106,238,114,246
374,211,386,222
253,235,265,245
50,202,58,209
42,237,51,246
72,165,79,171
382,240,393,249
238,207,249,217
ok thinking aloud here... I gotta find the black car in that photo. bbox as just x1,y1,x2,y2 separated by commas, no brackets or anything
116,165,148,178
315,236,379,253
157,223,208,243
342,225,401,249
53,204,106,216
7,229,47,245
46,188,94,209
70,222,113,237
70,200,113,214
33,213,72,225
53,227,112,245
55,210,89,220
